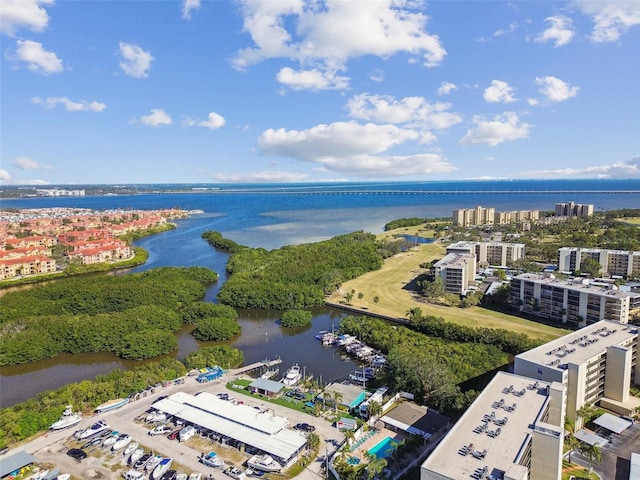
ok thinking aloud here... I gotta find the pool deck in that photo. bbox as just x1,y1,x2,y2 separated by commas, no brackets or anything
350,427,407,461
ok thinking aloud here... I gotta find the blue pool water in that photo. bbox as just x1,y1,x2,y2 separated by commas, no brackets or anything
368,436,398,459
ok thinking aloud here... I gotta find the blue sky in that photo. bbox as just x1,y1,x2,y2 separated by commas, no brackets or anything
1,0,639,185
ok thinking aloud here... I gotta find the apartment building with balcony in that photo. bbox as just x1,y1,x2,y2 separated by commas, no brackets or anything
447,241,525,267
452,206,496,227
558,247,640,278
509,273,640,326
431,253,476,294
555,202,593,217
514,320,640,422
421,372,565,480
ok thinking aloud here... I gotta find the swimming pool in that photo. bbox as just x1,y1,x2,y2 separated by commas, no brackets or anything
367,436,398,459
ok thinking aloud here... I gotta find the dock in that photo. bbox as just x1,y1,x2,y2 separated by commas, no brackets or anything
229,358,282,377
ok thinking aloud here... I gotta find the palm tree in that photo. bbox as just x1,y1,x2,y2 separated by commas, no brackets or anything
405,307,422,322
306,432,320,451
563,416,580,463
366,400,382,421
344,292,354,304
576,404,595,429
343,428,355,447
579,443,602,474
365,454,387,480
332,391,344,413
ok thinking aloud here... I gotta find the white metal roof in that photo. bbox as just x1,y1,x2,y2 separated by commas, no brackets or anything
574,429,608,447
152,391,307,461
593,413,633,434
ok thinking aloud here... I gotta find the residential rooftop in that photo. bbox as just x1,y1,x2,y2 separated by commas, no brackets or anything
514,273,640,300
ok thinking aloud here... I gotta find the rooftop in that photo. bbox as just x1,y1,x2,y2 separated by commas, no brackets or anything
514,273,640,300
422,372,561,480
516,320,638,370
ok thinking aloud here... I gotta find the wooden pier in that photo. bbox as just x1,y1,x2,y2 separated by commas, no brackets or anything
228,358,282,377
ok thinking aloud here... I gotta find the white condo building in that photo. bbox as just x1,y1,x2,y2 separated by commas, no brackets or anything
447,241,525,267
557,247,640,278
509,273,640,326
555,202,593,218
421,372,565,480
514,320,640,422
432,253,476,294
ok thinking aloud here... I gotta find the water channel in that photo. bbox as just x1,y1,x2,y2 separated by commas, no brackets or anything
0,216,361,407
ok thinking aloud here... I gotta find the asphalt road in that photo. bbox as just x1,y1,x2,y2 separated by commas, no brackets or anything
15,375,344,480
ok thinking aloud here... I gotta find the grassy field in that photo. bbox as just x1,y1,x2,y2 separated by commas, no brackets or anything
326,226,570,342
616,216,640,225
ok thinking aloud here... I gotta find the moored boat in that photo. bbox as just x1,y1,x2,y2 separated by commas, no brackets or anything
176,474,188,480
281,364,302,386
247,454,282,472
95,397,129,413
188,473,202,480
146,454,163,471
129,447,144,465
124,442,139,456
56,474,71,480
102,431,119,447
134,452,152,469
112,434,132,451
50,405,82,430
199,451,224,468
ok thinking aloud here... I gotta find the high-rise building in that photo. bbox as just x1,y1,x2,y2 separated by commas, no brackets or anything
557,247,640,278
421,372,565,480
452,206,496,227
554,202,593,217
447,241,525,267
432,253,476,294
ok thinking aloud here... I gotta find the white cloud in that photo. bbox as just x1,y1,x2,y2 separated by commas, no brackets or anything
32,96,106,112
182,0,200,20
535,76,579,102
477,21,518,42
575,0,640,42
211,171,310,183
459,112,532,146
14,39,63,74
13,156,49,170
0,0,53,36
527,98,539,106
346,93,462,130
0,168,11,181
483,80,516,103
118,42,154,78
257,120,455,178
520,155,640,178
233,0,446,90
536,15,575,47
276,67,349,91
437,82,457,95
369,69,384,82
198,112,226,130
138,109,172,126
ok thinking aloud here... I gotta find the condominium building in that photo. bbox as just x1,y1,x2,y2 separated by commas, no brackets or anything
514,320,640,422
421,372,565,480
494,210,540,224
555,202,593,217
509,273,640,326
453,206,495,227
432,253,476,294
447,241,525,267
557,247,640,278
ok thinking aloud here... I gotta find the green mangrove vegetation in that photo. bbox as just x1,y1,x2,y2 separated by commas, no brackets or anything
201,230,247,253
0,267,225,365
280,309,313,328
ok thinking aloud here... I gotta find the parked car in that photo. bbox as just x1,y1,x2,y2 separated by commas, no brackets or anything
224,467,246,480
148,424,172,436
167,430,180,441
67,448,88,460
294,423,315,432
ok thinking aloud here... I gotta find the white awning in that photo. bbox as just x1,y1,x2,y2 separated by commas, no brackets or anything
593,413,633,434
574,429,608,447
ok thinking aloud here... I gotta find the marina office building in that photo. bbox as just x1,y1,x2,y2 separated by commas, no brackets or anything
509,273,640,326
557,247,640,278
514,320,640,423
150,391,307,467
446,241,525,267
421,372,565,480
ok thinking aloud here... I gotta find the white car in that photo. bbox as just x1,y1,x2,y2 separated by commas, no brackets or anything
148,424,172,436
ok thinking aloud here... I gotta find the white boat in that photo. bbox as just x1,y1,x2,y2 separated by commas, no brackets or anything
50,405,82,430
102,432,119,447
134,452,152,469
247,454,282,472
56,474,71,480
176,474,188,480
95,397,128,413
260,368,279,379
129,447,144,465
282,364,302,385
124,442,139,456
112,434,132,451
188,473,202,480
146,455,163,471
200,451,224,468
146,410,161,422
152,458,173,480
77,420,110,440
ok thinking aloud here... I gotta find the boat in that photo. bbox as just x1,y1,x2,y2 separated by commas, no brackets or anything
95,397,129,413
124,442,139,456
260,368,279,379
134,452,152,469
129,447,144,465
152,458,173,480
188,473,202,480
146,410,161,422
282,364,302,386
112,434,133,451
247,454,282,472
176,474,188,480
102,431,120,447
56,474,71,480
199,451,224,468
77,420,110,440
146,454,163,471
50,405,82,430
160,470,177,480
